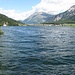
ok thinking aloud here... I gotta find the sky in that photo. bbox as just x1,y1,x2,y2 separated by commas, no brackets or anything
0,0,75,20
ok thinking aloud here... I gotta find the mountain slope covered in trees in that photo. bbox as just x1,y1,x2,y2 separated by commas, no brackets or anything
0,13,24,26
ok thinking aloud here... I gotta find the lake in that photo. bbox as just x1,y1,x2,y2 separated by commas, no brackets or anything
0,26,75,75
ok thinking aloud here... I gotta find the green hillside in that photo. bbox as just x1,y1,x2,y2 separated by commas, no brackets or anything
0,13,24,26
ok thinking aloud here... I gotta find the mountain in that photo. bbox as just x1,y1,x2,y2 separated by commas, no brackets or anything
45,5,75,24
23,12,54,24
23,5,75,24
0,13,23,26
53,5,75,23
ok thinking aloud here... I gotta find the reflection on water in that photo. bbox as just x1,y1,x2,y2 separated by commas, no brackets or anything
0,26,75,75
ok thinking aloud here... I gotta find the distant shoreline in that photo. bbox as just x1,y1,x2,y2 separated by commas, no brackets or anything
26,24,75,27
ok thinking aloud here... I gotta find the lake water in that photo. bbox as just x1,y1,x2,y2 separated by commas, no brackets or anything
0,26,75,75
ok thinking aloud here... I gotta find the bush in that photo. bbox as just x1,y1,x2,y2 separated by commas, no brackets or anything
0,29,4,35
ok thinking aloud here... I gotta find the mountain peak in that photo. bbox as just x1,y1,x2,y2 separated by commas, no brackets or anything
38,12,45,15
71,5,75,8
34,11,44,15
23,11,53,24
35,11,47,14
68,5,75,12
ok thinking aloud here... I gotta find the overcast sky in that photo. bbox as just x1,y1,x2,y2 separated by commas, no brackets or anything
0,0,75,20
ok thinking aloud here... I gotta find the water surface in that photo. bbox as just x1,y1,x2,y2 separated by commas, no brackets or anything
0,26,75,75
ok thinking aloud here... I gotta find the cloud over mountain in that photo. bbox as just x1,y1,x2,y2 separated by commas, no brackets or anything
0,0,75,20
32,0,75,14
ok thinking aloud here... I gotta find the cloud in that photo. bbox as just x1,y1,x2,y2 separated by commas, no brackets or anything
32,0,75,14
0,0,75,20
0,8,34,20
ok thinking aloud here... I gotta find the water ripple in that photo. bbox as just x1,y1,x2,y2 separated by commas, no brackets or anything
0,26,75,75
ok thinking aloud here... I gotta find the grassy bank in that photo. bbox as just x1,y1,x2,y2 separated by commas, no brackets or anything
64,24,75,27
0,27,3,35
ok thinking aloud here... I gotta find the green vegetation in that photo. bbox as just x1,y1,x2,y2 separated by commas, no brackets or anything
42,19,75,27
65,24,75,27
55,20,75,24
43,20,75,24
0,28,3,35
0,14,25,26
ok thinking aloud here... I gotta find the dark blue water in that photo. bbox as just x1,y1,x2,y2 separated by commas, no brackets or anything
0,26,75,75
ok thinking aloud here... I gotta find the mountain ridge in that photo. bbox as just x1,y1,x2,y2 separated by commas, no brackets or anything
47,5,75,23
23,12,54,24
23,5,75,24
